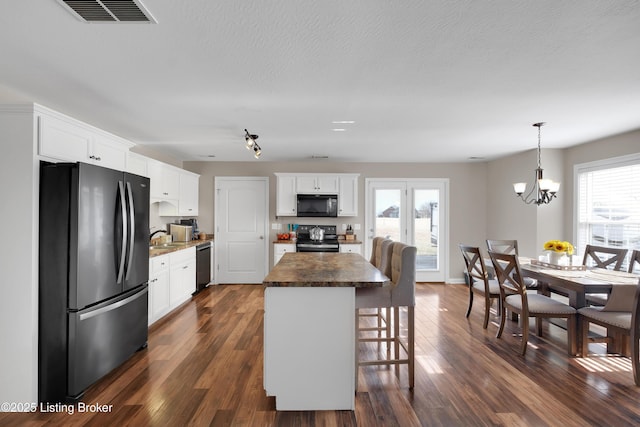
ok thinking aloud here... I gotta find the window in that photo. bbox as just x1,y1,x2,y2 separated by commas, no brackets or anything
575,153,640,267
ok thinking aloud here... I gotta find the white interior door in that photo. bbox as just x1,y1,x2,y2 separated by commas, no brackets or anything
215,177,269,284
365,179,449,282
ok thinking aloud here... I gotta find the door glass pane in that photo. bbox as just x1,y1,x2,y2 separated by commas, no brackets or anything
413,189,439,271
375,189,402,241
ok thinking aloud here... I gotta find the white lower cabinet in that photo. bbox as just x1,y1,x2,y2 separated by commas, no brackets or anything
148,247,196,325
274,243,296,266
169,247,196,307
148,255,170,325
339,244,362,255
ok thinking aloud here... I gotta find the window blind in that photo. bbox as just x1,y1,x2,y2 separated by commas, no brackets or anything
576,154,640,268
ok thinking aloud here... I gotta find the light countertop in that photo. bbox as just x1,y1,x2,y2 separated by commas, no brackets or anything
149,237,213,258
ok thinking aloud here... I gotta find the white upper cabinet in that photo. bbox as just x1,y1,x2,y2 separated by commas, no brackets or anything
296,175,339,194
178,172,199,216
38,112,132,171
148,160,180,202
151,161,200,217
276,174,297,216
38,114,92,162
338,174,358,217
275,173,359,217
91,133,129,171
126,151,149,177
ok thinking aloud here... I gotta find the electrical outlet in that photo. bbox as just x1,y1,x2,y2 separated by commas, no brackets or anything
342,224,347,230
354,224,361,230
271,223,281,230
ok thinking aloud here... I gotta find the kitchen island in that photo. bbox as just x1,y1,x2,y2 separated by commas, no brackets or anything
263,252,389,411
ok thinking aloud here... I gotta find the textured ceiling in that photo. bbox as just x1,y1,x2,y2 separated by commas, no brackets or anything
1,0,639,162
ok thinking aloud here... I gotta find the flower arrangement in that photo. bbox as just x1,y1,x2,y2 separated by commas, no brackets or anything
543,240,574,255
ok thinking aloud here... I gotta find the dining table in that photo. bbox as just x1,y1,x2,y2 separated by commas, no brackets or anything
519,260,640,354
262,252,389,411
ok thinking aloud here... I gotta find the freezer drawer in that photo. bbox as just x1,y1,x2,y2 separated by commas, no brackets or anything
67,286,148,398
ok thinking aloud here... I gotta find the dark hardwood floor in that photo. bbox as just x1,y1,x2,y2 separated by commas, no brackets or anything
3,283,640,426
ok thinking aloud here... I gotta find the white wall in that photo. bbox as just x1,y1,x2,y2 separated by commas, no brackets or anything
562,129,640,244
486,128,640,261
0,107,39,404
184,161,489,281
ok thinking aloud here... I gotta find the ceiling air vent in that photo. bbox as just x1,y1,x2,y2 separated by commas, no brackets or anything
58,0,157,23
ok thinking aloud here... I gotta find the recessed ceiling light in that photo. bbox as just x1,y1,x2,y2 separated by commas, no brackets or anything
332,121,355,124
332,128,346,132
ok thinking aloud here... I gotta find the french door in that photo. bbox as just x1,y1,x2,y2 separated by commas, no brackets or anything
365,179,449,282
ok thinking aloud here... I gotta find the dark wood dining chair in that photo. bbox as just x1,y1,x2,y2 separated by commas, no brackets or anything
582,244,628,270
584,245,629,306
489,251,577,356
578,279,640,386
629,250,640,273
486,239,520,256
460,245,501,329
486,239,537,289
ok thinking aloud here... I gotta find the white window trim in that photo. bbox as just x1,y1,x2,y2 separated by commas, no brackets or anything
573,152,640,250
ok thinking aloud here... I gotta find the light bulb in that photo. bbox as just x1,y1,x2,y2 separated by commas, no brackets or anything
513,182,526,195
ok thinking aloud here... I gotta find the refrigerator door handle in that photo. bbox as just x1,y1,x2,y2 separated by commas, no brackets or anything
125,181,135,280
116,180,128,284
78,287,148,321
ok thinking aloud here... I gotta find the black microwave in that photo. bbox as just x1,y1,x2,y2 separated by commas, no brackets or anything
297,194,338,217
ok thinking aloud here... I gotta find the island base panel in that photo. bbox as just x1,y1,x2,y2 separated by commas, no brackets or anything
264,287,355,410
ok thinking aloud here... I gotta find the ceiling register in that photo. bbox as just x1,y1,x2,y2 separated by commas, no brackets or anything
57,0,157,23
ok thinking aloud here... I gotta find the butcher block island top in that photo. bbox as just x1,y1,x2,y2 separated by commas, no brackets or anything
263,252,389,288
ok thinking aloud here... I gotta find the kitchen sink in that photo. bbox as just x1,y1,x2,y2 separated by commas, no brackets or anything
149,242,189,249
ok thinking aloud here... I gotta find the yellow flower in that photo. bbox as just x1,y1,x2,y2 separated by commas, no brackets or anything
566,243,574,255
543,240,574,254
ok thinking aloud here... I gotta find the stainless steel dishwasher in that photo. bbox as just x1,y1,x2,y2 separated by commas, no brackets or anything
195,242,211,293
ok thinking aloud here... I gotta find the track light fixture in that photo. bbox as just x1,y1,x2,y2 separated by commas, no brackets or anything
244,129,262,159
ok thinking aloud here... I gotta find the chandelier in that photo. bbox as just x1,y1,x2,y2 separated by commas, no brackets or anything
244,129,261,159
513,122,560,205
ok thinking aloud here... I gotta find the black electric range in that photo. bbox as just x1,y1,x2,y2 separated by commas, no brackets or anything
296,225,339,252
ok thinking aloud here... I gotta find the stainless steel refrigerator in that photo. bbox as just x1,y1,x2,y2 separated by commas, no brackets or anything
39,161,150,403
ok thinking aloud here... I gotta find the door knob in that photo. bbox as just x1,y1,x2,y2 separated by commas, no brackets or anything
259,236,264,240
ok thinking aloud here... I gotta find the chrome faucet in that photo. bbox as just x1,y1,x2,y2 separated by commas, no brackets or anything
149,229,167,241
